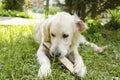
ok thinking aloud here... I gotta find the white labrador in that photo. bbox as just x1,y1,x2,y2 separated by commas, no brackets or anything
34,12,107,79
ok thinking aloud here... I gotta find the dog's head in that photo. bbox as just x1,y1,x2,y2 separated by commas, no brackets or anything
43,12,88,57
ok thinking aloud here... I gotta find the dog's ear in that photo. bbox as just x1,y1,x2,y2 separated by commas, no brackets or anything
42,20,51,43
74,15,89,32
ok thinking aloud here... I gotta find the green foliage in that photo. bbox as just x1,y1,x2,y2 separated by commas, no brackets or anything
85,17,103,36
0,24,120,79
49,7,61,15
104,9,120,30
0,9,32,18
35,7,61,15
2,0,25,11
0,0,3,8
85,18,102,28
62,0,120,19
85,8,120,31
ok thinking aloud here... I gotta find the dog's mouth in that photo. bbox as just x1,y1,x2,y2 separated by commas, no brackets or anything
43,43,69,58
43,43,62,57
51,52,61,57
50,48,62,57
51,49,69,58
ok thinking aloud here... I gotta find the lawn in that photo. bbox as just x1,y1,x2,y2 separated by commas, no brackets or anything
0,25,120,80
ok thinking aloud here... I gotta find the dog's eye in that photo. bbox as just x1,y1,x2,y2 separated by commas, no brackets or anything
63,34,69,38
51,33,55,37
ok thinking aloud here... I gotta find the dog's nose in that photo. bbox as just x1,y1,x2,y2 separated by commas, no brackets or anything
52,52,61,57
55,52,61,57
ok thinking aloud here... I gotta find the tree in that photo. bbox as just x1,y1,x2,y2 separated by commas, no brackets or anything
58,0,120,20
2,0,25,11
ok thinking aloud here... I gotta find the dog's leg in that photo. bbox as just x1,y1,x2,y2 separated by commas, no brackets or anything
37,46,51,79
79,34,107,53
73,49,87,78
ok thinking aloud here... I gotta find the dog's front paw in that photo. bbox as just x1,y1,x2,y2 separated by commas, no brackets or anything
38,66,51,79
74,64,87,78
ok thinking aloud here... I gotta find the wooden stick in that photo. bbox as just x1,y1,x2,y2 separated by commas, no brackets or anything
43,42,74,74
59,57,74,74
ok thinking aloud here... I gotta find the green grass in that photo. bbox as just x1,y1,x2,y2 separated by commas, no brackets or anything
0,25,120,80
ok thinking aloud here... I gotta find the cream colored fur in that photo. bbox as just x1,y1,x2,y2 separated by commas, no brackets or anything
34,12,107,79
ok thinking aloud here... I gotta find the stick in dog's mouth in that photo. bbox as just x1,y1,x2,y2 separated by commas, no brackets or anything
59,57,74,74
43,42,74,74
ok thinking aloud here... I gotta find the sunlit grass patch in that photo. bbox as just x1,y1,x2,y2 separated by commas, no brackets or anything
0,25,33,42
0,25,39,79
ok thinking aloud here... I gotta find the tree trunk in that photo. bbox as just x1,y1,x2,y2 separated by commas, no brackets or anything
45,0,49,18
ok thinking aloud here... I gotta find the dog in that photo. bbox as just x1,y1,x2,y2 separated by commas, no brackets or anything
34,12,107,79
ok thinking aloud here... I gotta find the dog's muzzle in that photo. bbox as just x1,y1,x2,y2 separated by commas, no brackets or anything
51,48,61,57
43,43,61,57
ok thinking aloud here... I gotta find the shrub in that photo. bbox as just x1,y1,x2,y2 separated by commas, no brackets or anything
2,0,25,11
85,18,101,27
49,7,61,15
35,7,61,15
85,17,103,33
0,9,32,18
104,9,120,30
